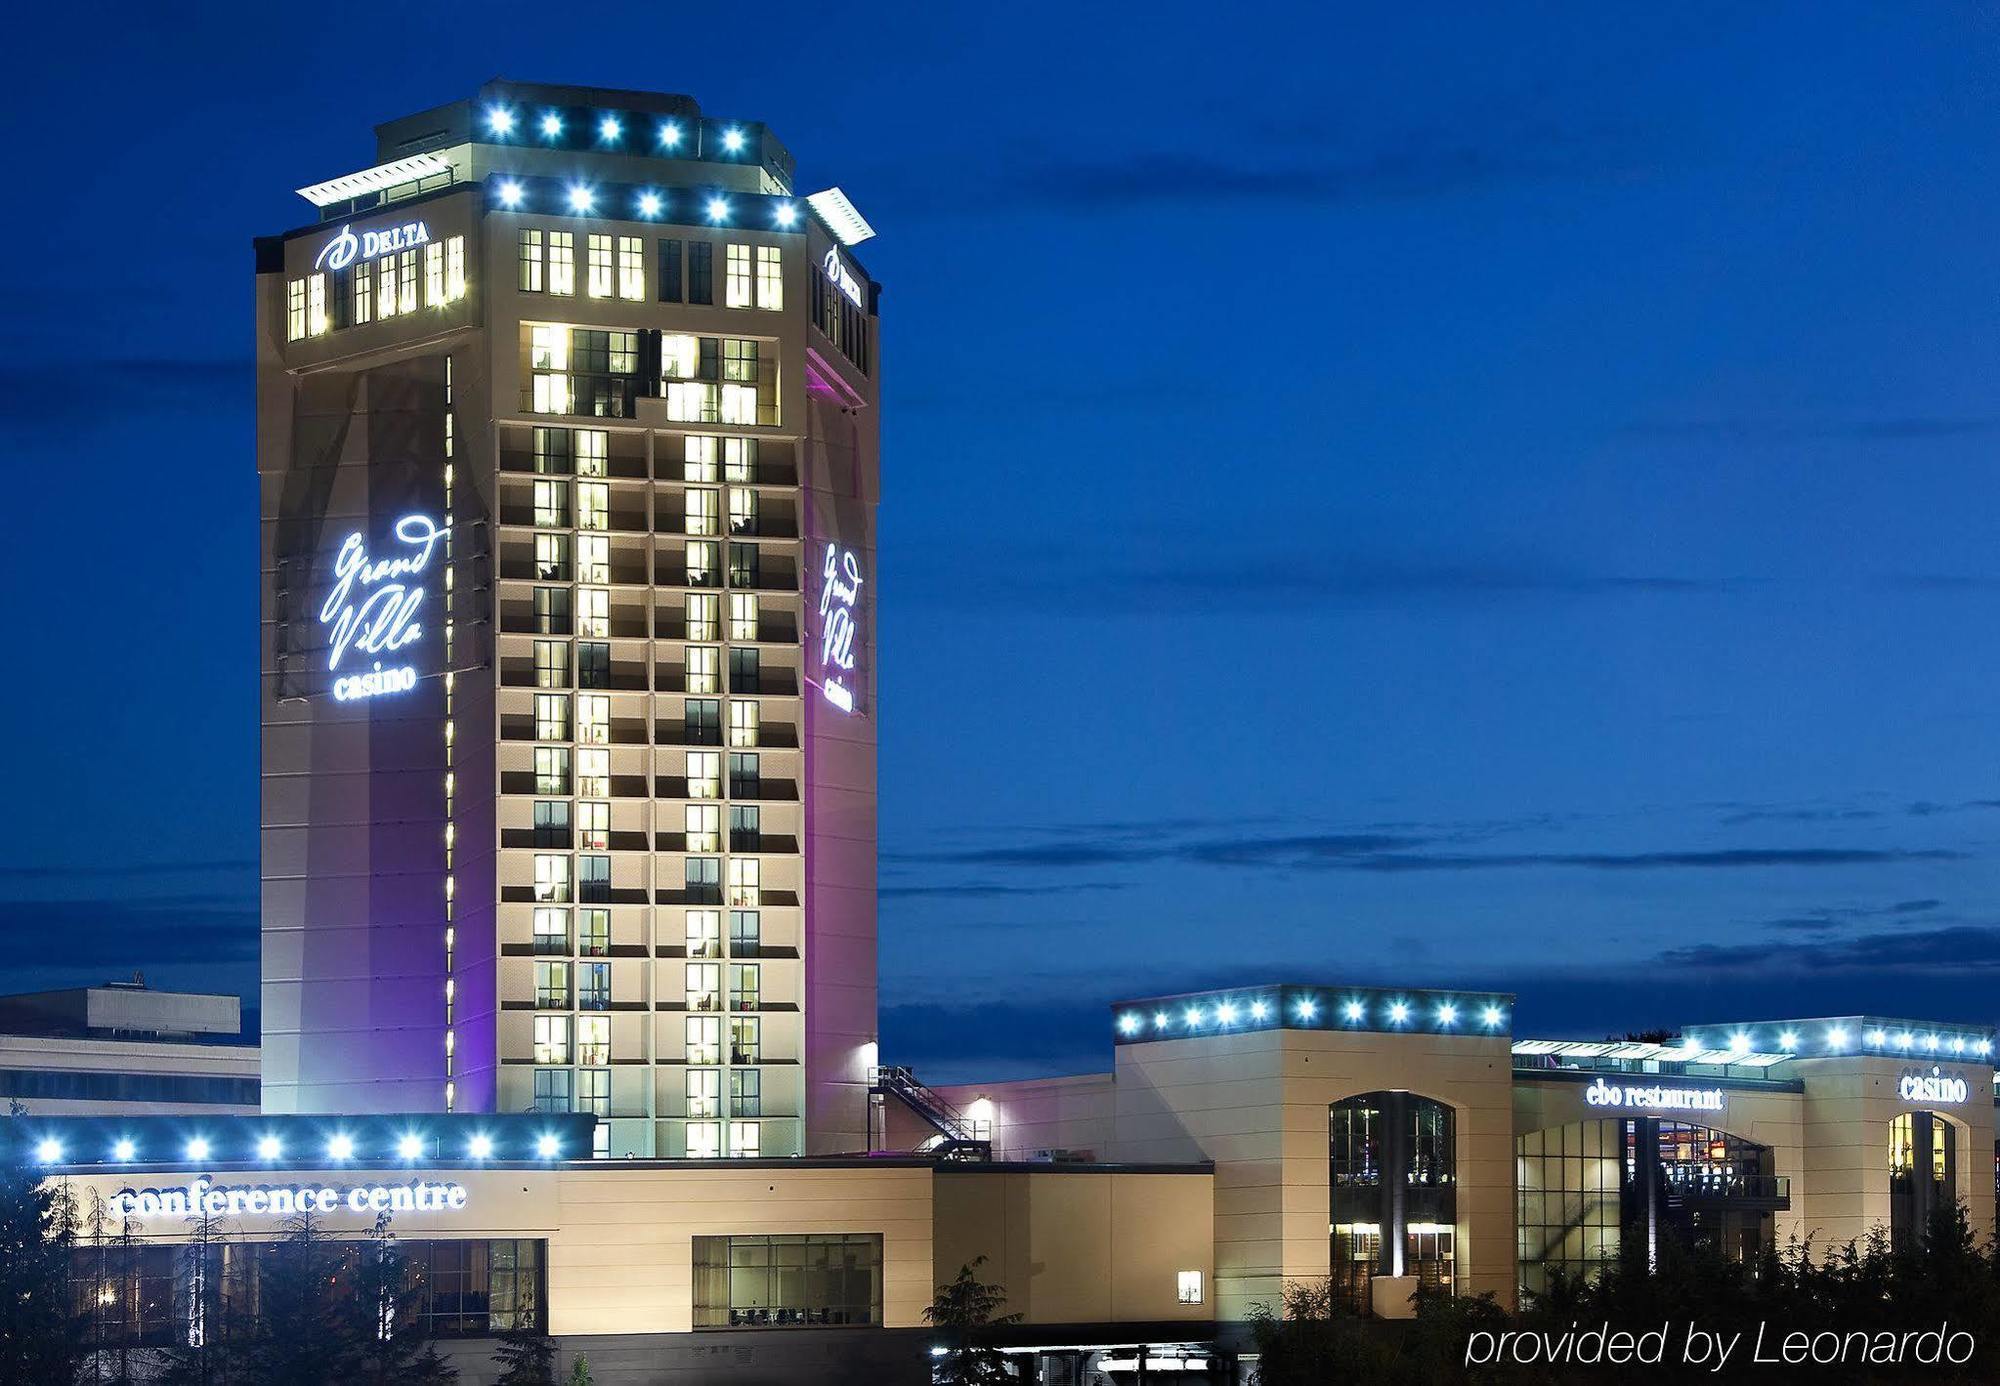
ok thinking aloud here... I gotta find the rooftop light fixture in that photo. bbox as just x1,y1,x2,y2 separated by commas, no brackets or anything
1481,1004,1505,1029
637,191,662,217
1437,1003,1458,1026
536,1134,560,1158
487,106,515,137
397,1134,424,1160
1183,1006,1203,1028
257,1135,282,1161
1827,1026,1848,1050
540,112,563,139
1343,1000,1365,1022
1295,997,1318,1021
567,185,594,213
658,121,682,147
112,1138,136,1162
1118,1013,1140,1036
774,202,797,227
185,1137,210,1161
468,1134,493,1160
1729,1033,1751,1054
722,126,745,153
35,1139,62,1164
1778,1030,1798,1051
1866,1028,1887,1047
497,179,523,209
1249,1000,1268,1021
327,1133,354,1161
706,197,729,222
1215,1003,1238,1026
598,115,622,143
1153,1012,1169,1030
1388,1001,1410,1025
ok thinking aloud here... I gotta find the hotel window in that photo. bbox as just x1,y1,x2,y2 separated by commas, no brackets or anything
657,238,683,302
532,1015,570,1065
576,428,608,477
532,1069,572,1113
729,1122,760,1159
688,241,714,304
721,385,758,426
533,855,570,903
686,909,721,958
687,645,720,694
352,263,374,325
756,246,782,309
686,803,721,852
532,800,570,848
534,693,570,741
687,1068,721,1118
286,279,304,340
729,701,759,749
686,856,721,902
577,588,609,639
687,1016,722,1065
730,804,760,850
684,434,718,481
687,963,721,1011
398,249,419,313
533,586,571,635
580,1012,608,1064
578,961,610,1010
728,859,760,908
724,437,756,483
533,532,569,580
667,381,719,423
578,907,610,957
687,752,720,799
578,641,610,689
618,236,644,300
532,479,570,528
534,747,571,794
577,1068,611,1117
687,593,720,641
728,593,759,641
578,854,610,904
725,245,753,307
375,256,397,318
730,1067,761,1117
578,748,610,797
578,534,609,584
722,338,757,383
730,1017,761,1064
692,1235,883,1328
520,230,545,291
577,695,609,745
549,231,575,295
309,274,329,336
687,541,719,588
532,908,568,955
729,910,760,955
729,647,760,694
426,242,445,305
727,487,757,535
577,482,608,532
534,962,571,1008
663,333,702,381
726,545,759,591
532,426,570,473
587,234,614,297
446,236,466,300
577,800,610,851
686,488,719,536
685,698,721,744
1177,1272,1204,1305
729,752,760,799
687,1121,722,1159
730,963,760,1012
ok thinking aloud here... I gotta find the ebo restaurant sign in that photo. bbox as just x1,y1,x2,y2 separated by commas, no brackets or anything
110,1177,469,1220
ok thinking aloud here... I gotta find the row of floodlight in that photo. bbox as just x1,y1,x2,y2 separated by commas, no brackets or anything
485,105,747,158
31,1130,565,1167
1117,995,1508,1037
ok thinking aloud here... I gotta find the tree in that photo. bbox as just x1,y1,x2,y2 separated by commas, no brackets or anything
922,1257,1021,1385
566,1354,594,1386
492,1289,557,1386
237,1211,361,1385
1246,1277,1391,1386
154,1211,247,1386
76,1193,144,1386
0,1104,84,1384
345,1213,457,1386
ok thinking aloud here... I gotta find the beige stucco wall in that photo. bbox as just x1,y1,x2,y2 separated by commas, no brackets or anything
931,1170,1213,1325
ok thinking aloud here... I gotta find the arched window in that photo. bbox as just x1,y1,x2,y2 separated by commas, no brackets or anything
1330,1092,1456,1309
1890,1111,1956,1248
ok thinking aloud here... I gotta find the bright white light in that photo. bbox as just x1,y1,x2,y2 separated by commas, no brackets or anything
398,1134,424,1160
487,106,515,137
35,1139,61,1164
327,1134,354,1161
498,180,523,209
1184,1006,1203,1028
706,197,729,222
536,1134,560,1158
567,185,594,213
1153,1012,1169,1029
659,121,682,147
1481,1004,1504,1029
1249,1000,1268,1020
1827,1027,1848,1049
1894,1032,1913,1049
1388,1002,1410,1025
1118,1013,1140,1036
1729,1032,1751,1053
598,115,622,142
722,126,745,152
1951,1037,1966,1054
1923,1034,1940,1051
774,202,797,227
540,112,563,138
1437,1003,1458,1027
1343,1000,1365,1022
1216,1003,1238,1025
469,1134,493,1160
1778,1030,1798,1051
257,1135,282,1161
1867,1029,1887,1047
1295,997,1318,1021
186,1137,210,1161
637,191,662,217
112,1138,135,1161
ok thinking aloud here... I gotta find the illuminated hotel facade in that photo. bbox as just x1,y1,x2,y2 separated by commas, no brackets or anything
257,81,879,1156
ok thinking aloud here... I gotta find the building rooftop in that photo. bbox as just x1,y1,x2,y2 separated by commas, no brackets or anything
1110,982,1514,1045
0,981,244,1043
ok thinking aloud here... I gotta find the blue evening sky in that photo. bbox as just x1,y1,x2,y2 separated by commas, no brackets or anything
4,1,2000,1081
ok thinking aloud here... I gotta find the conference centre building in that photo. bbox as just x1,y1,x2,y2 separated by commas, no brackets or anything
10,79,2000,1385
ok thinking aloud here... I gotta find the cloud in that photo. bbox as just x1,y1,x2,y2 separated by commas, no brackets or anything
1617,418,2000,445
0,858,255,882
881,882,1127,899
0,359,247,425
1657,924,2000,974
0,896,256,969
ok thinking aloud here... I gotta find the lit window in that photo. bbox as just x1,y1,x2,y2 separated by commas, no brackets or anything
533,1015,570,1065
684,434,718,481
519,230,544,292
687,752,720,799
534,693,570,741
398,249,418,313
728,592,758,641
662,333,702,380
686,1016,721,1065
445,236,466,300
686,909,721,958
353,262,373,324
534,961,571,1008
720,383,758,426
534,747,571,794
730,1066,761,1116
687,962,721,1011
666,382,719,423
377,257,399,319
577,1068,610,1117
687,1068,721,1118
425,242,444,306
533,532,569,579
685,488,719,536
729,700,759,748
533,907,568,954
687,1120,722,1158
533,854,571,903
578,961,610,1009
577,482,608,532
576,429,608,477
286,278,307,341
687,593,720,642
686,803,721,852
729,1016,760,1063
725,245,753,308
587,234,613,297
577,534,609,584
724,438,756,483
730,909,760,954
577,1016,610,1066
685,540,718,588
686,644,720,694
530,324,569,370
1177,1271,1204,1305
728,858,760,908
577,748,609,798
576,587,609,639
577,694,609,745
730,962,760,1011
618,235,644,300
728,1121,760,1158
578,907,610,955
549,232,575,295
727,486,757,535
756,245,782,310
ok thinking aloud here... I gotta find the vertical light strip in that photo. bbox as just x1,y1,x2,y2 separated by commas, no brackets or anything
443,354,458,1111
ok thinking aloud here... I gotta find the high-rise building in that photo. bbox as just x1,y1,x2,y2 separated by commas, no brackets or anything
257,81,880,1156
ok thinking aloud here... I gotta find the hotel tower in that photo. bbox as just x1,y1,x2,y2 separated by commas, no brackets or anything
256,80,881,1157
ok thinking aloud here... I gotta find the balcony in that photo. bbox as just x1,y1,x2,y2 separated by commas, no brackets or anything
1661,1169,1791,1211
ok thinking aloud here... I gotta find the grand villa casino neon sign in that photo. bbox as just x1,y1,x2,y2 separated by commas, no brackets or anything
314,220,433,272
320,514,448,703
817,543,863,712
